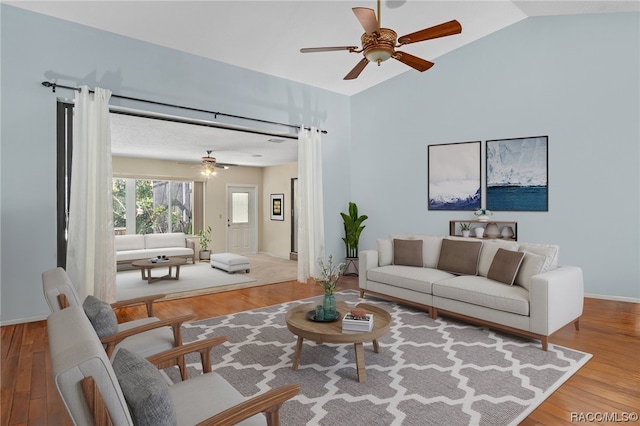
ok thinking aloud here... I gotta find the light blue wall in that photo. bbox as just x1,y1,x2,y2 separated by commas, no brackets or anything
351,13,639,299
1,7,638,323
0,5,351,323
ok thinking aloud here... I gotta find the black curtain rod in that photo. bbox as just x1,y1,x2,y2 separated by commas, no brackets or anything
41,81,327,134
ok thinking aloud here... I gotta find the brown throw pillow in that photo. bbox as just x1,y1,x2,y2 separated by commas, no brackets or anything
487,248,525,285
437,239,482,275
393,239,423,267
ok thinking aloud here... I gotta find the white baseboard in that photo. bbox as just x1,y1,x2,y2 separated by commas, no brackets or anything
0,314,47,327
585,293,640,303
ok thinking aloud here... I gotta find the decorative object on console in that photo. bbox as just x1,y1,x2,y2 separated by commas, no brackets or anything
486,136,549,211
459,222,471,237
484,222,500,238
474,227,485,238
501,226,515,238
474,209,492,222
270,193,284,221
428,141,481,211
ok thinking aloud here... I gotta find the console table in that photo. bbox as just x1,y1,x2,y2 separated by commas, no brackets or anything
449,220,518,241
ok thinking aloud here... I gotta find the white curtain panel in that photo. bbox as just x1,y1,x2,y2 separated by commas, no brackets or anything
66,86,117,302
297,127,325,283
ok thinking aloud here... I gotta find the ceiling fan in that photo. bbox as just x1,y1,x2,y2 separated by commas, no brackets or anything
176,151,236,177
300,1,462,80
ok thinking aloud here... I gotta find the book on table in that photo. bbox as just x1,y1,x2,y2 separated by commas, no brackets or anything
342,313,374,333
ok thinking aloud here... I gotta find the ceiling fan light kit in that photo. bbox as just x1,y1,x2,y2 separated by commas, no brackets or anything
300,1,462,80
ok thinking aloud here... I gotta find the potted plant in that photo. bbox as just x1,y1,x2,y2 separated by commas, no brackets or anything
197,225,212,260
340,202,368,276
459,222,472,237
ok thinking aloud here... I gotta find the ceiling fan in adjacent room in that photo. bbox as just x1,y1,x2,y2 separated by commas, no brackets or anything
200,150,237,177
300,0,462,80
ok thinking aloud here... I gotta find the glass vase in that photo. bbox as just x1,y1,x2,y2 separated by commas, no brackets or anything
323,293,337,320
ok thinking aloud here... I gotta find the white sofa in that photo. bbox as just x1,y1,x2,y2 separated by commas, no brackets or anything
115,232,195,265
359,235,584,350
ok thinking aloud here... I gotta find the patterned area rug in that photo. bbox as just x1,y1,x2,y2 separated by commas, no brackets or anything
167,291,591,426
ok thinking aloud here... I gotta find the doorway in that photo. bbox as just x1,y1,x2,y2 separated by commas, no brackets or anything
226,185,257,254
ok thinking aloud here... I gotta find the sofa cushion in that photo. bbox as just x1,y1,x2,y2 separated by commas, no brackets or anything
518,243,559,271
514,251,547,290
145,232,186,249
83,295,118,338
377,238,393,266
433,275,530,316
436,238,482,276
367,265,455,294
487,248,525,285
393,239,423,267
115,234,146,251
478,240,520,277
113,348,177,426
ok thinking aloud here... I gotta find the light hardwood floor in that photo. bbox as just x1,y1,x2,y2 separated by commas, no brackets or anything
1,276,638,426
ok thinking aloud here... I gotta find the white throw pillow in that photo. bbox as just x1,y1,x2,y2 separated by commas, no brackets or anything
478,240,520,277
377,238,393,266
412,235,443,269
514,251,547,290
518,243,559,271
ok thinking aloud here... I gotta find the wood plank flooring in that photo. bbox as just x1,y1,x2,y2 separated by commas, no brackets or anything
1,276,638,426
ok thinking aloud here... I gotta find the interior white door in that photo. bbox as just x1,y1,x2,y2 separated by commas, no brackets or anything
226,185,256,254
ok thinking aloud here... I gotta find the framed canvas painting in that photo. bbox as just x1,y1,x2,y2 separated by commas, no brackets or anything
428,141,481,210
270,193,284,220
486,136,548,211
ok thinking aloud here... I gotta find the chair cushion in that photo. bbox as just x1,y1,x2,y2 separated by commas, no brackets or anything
83,295,118,338
393,239,423,267
487,248,525,285
112,349,177,426
437,238,482,276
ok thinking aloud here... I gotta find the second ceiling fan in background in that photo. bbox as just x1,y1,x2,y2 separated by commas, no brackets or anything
300,0,462,80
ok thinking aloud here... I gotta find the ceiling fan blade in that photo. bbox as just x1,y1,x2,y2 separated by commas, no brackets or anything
344,58,369,80
397,20,462,45
393,51,434,72
352,7,380,34
300,46,358,53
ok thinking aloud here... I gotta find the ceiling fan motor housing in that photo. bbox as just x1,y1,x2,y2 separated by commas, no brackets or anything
362,28,397,65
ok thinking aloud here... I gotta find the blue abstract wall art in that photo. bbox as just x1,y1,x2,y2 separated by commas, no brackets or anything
486,136,548,211
428,141,481,210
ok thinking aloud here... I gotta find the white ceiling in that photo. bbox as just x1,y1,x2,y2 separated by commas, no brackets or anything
8,0,638,166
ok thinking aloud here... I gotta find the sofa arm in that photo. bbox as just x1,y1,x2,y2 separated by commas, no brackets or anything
358,250,379,290
529,265,584,336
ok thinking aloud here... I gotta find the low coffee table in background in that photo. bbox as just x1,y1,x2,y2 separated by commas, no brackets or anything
131,257,187,284
285,301,392,382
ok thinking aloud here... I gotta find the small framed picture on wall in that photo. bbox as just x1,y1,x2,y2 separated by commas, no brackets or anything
270,193,284,221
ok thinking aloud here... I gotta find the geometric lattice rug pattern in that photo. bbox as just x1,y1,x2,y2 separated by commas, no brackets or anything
168,291,591,426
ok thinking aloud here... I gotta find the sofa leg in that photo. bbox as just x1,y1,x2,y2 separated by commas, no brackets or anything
574,318,580,331
429,308,437,319
359,289,365,298
540,337,548,351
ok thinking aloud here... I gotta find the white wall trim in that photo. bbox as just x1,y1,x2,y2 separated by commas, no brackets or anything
585,293,640,304
0,314,48,326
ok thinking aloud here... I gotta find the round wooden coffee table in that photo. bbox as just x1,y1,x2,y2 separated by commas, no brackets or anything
285,300,391,382
131,257,187,284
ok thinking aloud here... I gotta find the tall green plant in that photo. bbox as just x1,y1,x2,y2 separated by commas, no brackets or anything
340,202,368,259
